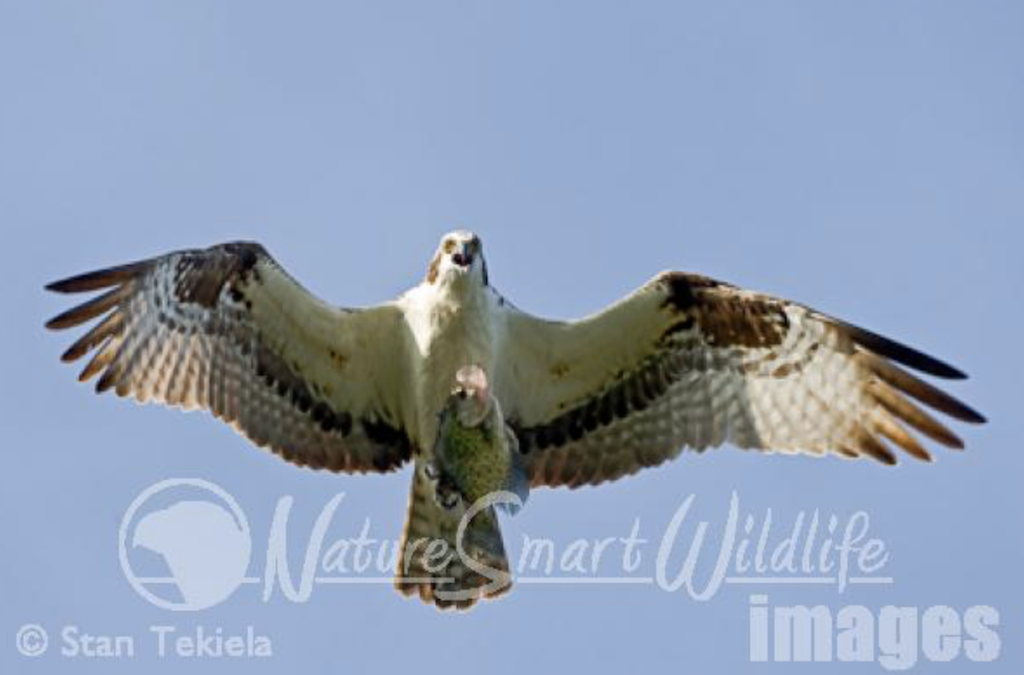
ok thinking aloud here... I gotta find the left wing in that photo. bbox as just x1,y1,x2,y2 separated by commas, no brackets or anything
493,272,986,488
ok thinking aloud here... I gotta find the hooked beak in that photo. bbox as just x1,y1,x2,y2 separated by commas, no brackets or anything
451,242,474,268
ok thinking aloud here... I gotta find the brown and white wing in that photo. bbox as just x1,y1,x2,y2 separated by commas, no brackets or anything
46,242,413,473
493,272,986,488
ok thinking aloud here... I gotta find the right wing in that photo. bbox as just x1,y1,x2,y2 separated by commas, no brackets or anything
46,241,413,473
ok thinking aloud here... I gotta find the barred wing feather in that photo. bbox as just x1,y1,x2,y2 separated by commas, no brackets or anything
494,272,985,488
46,242,413,473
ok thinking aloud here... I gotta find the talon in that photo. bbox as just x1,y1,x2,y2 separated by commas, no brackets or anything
440,491,460,510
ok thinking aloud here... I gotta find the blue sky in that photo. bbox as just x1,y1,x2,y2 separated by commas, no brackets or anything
2,1,1021,673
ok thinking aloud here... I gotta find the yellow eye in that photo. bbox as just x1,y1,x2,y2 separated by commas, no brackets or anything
443,239,455,254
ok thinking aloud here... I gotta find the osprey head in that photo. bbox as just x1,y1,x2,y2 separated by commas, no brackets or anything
450,364,492,427
426,230,488,287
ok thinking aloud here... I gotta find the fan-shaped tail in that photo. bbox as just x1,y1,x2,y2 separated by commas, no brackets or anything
394,462,512,610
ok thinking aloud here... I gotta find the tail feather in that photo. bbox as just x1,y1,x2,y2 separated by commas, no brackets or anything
395,462,512,610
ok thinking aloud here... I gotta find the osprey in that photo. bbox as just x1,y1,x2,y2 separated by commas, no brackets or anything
46,230,985,609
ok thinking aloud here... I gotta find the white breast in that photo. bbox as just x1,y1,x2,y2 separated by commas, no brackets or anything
398,281,499,453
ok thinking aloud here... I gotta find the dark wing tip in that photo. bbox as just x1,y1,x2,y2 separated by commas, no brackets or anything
837,320,968,380
44,315,65,330
958,406,987,426
46,261,152,331
45,262,148,294
45,285,131,330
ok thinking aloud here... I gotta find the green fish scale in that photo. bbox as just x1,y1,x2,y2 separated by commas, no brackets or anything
444,421,509,505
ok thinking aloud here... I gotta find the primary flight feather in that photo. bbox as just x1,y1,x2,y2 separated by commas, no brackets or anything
45,231,985,609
